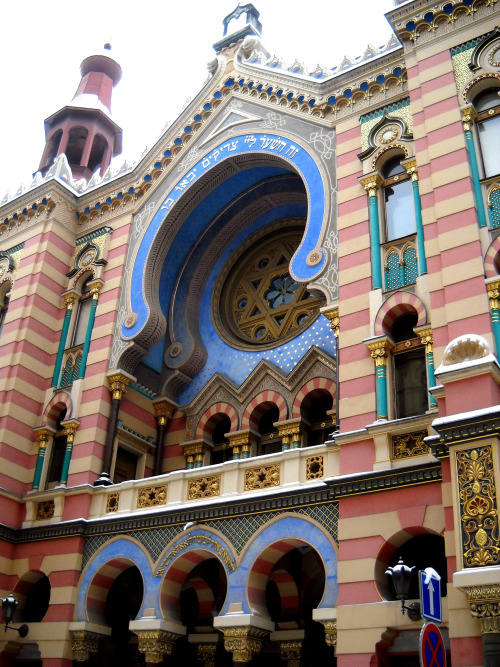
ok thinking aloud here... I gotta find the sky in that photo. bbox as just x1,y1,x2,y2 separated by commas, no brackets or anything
1,0,394,197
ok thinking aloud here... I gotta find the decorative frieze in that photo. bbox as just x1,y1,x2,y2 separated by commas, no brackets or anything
456,446,499,568
137,485,167,509
306,455,324,480
461,584,500,634
245,464,280,490
392,430,429,460
36,499,55,520
188,475,221,500
106,492,120,513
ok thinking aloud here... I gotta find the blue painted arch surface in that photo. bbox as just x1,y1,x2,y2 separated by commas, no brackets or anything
123,133,327,341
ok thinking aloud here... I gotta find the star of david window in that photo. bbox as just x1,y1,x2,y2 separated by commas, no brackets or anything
213,224,325,350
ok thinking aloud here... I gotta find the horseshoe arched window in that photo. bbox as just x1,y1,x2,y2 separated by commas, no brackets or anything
213,223,325,350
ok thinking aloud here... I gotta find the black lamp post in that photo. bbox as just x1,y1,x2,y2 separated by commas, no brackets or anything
1,593,28,638
385,557,421,621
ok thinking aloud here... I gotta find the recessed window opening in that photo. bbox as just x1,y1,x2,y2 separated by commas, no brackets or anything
66,126,88,166
257,406,281,455
210,416,232,465
46,408,67,488
391,313,428,419
474,88,500,178
383,156,416,241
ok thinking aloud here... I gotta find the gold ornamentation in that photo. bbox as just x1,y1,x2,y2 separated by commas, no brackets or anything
320,620,337,649
276,421,302,449
220,626,267,663
245,464,280,490
71,629,102,662
278,640,302,665
452,50,474,97
323,306,339,338
376,124,399,145
137,484,167,508
456,446,499,568
107,373,132,400
359,172,383,197
106,492,120,513
155,534,235,576
35,428,53,448
188,474,221,499
196,643,217,665
460,584,500,634
63,292,77,309
360,105,413,152
62,419,80,442
487,279,500,311
366,339,393,366
416,327,433,354
134,629,179,663
306,455,324,480
154,399,175,425
461,105,476,132
392,430,429,460
36,499,55,520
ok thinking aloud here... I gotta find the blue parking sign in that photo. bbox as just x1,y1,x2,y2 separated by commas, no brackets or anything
419,568,442,623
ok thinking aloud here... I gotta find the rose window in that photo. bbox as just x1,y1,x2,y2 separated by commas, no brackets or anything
212,223,325,350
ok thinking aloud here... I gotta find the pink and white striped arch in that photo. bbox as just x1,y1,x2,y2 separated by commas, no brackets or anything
42,391,73,428
196,402,239,440
292,377,335,419
247,538,305,617
241,391,287,430
269,568,300,619
484,236,500,278
374,291,427,337
86,557,137,625
160,549,225,622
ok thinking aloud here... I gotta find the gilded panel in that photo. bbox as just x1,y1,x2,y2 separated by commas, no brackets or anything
456,445,499,568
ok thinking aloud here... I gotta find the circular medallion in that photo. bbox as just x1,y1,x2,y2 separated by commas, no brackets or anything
80,249,96,267
376,124,399,146
306,249,323,266
212,223,325,350
125,313,138,328
167,342,183,358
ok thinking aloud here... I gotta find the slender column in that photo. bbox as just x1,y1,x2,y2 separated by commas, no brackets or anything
278,641,302,666
359,173,384,289
276,420,302,450
32,426,56,489
78,280,103,379
94,371,134,486
486,279,500,357
152,399,176,476
404,158,427,275
366,339,393,420
416,327,437,408
227,431,255,460
52,293,77,387
181,441,209,469
323,305,340,431
60,419,80,485
462,107,487,229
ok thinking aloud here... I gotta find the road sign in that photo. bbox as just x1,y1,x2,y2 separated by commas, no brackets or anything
420,621,446,667
419,567,442,623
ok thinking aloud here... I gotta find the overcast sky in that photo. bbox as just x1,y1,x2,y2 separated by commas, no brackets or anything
1,0,394,197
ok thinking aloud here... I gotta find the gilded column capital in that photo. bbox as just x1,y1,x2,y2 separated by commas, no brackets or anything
196,642,217,665
63,291,78,309
365,339,394,366
460,584,500,634
322,306,339,338
461,105,477,131
70,629,103,662
321,620,337,650
153,399,176,425
33,426,56,446
106,371,134,400
220,626,268,663
402,157,418,181
487,279,500,311
416,327,433,353
61,419,80,441
359,172,384,197
134,629,179,663
278,640,302,666
276,419,302,449
88,278,104,300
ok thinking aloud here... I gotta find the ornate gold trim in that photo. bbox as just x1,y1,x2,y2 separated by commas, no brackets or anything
245,464,280,490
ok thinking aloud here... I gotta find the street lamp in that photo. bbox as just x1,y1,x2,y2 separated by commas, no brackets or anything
1,593,28,638
385,557,421,621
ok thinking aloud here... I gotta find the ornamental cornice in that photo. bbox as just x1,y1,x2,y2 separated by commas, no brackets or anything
386,0,498,45
429,407,500,458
